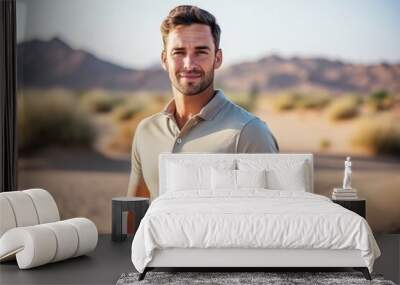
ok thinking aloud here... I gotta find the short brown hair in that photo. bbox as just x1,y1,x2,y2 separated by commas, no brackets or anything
160,5,221,50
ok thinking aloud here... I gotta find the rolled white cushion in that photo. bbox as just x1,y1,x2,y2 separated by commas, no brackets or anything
23,189,60,223
42,221,79,262
0,218,98,269
64,218,98,257
0,191,39,227
0,226,57,269
0,196,17,237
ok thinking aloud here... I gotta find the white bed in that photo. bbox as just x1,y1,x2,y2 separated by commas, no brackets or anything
131,153,380,280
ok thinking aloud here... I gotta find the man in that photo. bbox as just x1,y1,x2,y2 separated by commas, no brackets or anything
127,5,278,200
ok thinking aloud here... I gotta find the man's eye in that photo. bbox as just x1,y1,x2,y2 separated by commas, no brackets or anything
197,51,208,54
172,52,184,55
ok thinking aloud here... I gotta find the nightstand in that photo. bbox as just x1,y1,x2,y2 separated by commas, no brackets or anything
112,197,149,242
332,198,366,218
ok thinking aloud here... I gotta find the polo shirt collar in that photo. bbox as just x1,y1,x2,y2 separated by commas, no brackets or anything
161,89,228,121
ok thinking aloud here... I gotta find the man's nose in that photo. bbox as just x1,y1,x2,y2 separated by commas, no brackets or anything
183,55,196,69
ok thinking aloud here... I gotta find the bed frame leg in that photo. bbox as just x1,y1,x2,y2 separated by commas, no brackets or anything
138,268,148,281
354,267,371,280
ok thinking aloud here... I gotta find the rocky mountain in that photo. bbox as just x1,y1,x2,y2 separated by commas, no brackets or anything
17,37,169,91
218,55,400,93
17,37,400,94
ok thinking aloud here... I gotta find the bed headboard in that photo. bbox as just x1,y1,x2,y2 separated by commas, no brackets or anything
159,153,314,195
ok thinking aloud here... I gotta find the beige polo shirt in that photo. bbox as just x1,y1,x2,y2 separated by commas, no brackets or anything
127,90,279,200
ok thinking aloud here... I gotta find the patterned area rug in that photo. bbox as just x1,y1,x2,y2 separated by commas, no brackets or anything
116,271,395,285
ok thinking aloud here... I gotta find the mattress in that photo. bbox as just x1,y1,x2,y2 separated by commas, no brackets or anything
131,189,381,273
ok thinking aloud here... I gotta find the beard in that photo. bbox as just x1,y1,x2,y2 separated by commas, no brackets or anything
171,66,214,96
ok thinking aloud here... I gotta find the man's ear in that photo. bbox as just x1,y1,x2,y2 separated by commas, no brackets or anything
161,50,168,71
214,48,223,70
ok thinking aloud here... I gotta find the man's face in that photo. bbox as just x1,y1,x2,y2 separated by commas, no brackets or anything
161,24,222,96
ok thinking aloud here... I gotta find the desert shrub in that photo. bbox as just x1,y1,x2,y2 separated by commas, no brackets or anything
365,90,394,112
112,101,144,122
80,90,120,113
231,97,253,112
108,99,165,153
272,93,299,111
351,114,400,156
326,96,360,121
295,93,331,110
320,138,331,150
18,90,95,153
226,92,254,112
272,92,332,112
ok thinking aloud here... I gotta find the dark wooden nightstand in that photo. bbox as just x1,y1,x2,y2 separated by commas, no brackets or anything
112,197,149,242
332,198,366,218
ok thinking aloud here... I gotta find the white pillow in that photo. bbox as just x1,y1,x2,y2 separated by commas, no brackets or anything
167,162,210,191
268,167,307,191
166,159,236,192
236,169,268,189
211,168,268,190
237,159,309,191
211,168,236,190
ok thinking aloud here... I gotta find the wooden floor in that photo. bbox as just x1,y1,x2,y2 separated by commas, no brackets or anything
0,234,398,285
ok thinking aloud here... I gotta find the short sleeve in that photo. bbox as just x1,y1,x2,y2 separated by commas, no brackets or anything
127,128,143,196
236,118,279,153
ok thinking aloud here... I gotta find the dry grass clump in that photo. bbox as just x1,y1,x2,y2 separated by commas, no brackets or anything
112,101,144,122
80,90,120,113
272,93,299,111
18,89,95,153
111,94,168,122
225,92,255,112
108,97,165,153
272,92,331,111
365,90,395,112
294,93,331,110
326,96,360,121
319,138,331,151
351,114,400,156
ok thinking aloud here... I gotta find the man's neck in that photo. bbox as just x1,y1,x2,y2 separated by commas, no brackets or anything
173,85,216,130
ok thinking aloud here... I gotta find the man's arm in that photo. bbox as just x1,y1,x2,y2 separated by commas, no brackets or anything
127,130,142,197
126,128,151,234
236,117,279,153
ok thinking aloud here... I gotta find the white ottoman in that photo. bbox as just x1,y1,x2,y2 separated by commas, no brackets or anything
0,189,98,269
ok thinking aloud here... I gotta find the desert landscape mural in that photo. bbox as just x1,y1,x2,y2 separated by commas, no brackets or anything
16,1,400,234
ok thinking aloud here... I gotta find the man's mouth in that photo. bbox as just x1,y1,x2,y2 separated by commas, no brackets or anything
179,73,202,79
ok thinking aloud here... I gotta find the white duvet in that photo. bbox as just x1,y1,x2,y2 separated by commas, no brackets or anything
131,189,380,273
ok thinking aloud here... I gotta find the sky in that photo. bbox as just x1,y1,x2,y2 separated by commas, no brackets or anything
16,0,400,69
